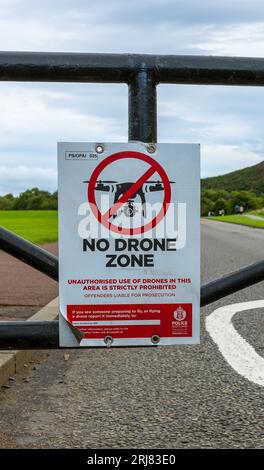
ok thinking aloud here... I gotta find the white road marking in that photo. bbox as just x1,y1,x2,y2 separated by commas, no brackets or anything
206,300,264,387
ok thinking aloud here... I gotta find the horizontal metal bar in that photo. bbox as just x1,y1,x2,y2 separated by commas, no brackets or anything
201,259,264,306
0,227,58,281
1,52,264,86
0,321,59,349
155,55,264,85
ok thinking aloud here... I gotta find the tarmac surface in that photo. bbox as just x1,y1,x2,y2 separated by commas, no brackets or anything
0,242,58,320
0,219,263,448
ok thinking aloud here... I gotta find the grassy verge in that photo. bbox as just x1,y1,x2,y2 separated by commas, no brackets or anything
209,214,264,229
0,210,58,244
249,209,264,218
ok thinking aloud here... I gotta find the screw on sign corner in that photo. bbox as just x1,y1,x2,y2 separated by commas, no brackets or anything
95,143,104,154
104,336,113,347
146,144,156,154
151,334,160,345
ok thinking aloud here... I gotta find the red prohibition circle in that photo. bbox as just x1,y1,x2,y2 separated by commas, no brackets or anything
88,150,171,235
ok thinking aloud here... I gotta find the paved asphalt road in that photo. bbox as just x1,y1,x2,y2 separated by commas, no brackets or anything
0,219,263,448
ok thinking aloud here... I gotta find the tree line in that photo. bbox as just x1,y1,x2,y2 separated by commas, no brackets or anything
0,187,263,215
0,188,58,210
201,189,264,216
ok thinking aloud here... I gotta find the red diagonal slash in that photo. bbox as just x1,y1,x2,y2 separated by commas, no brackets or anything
88,150,171,236
101,164,156,222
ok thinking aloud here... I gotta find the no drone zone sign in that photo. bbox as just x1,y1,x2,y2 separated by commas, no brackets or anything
58,142,200,347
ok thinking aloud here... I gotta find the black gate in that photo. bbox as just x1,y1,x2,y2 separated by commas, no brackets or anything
0,52,264,349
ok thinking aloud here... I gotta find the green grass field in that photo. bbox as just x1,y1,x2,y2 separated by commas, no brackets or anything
1,210,264,246
209,214,264,229
0,210,58,244
250,209,264,218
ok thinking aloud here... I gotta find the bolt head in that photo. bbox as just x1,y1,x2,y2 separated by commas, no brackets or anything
151,334,160,345
146,144,156,154
104,335,113,347
96,144,104,154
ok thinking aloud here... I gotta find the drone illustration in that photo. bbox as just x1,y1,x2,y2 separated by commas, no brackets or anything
84,179,175,218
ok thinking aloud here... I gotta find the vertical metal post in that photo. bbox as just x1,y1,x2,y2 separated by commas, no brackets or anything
128,69,157,143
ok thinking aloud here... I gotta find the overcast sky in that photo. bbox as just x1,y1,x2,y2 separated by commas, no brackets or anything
1,0,264,194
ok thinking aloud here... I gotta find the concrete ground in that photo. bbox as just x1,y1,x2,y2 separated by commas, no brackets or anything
0,220,263,448
0,242,57,320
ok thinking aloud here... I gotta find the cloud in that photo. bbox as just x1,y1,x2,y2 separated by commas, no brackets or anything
158,84,264,176
192,22,264,56
0,83,127,168
202,145,263,177
0,84,126,143
0,166,57,195
1,1,264,192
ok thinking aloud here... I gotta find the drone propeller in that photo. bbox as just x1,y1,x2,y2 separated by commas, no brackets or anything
145,180,175,184
98,180,118,183
83,180,118,183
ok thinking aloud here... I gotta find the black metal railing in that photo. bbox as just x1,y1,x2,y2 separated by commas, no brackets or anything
1,52,264,349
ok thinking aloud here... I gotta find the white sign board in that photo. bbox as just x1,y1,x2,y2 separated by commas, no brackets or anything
58,142,200,347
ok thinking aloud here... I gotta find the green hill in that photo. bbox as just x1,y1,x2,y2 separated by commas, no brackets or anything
202,160,264,194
